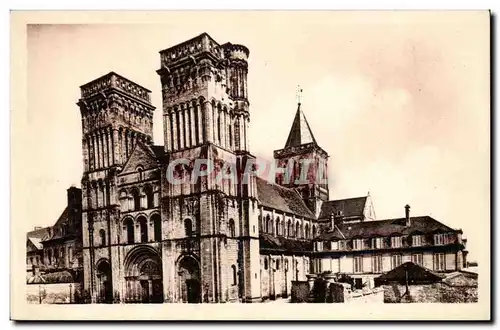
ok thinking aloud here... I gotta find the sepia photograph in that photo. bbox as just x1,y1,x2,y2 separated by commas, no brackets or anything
10,10,491,320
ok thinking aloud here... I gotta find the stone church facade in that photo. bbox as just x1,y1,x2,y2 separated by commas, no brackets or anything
67,32,468,303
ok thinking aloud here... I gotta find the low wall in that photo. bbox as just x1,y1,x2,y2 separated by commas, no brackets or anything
383,283,478,303
26,282,81,304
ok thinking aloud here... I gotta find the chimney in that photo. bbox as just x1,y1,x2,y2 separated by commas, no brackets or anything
34,226,42,230
405,204,411,226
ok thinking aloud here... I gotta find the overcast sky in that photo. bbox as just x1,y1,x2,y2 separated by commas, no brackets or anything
25,11,489,261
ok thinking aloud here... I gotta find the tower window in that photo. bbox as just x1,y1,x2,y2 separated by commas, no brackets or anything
228,219,235,237
152,214,162,242
231,265,237,285
132,188,140,211
99,229,106,246
138,216,148,243
124,218,134,244
185,219,193,237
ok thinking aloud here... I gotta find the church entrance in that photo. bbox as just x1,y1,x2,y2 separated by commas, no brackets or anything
177,255,201,303
96,259,113,303
124,246,164,303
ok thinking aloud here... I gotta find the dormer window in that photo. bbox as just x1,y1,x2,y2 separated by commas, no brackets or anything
434,233,447,245
371,237,383,249
412,234,423,247
353,238,364,250
391,236,403,248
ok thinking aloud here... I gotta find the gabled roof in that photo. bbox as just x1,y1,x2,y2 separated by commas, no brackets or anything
284,104,318,148
260,232,313,253
43,207,69,241
120,141,162,174
375,262,444,285
317,216,456,240
27,226,51,240
256,177,315,219
319,196,368,219
27,237,43,251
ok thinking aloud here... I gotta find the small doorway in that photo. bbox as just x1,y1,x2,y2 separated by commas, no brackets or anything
178,256,201,303
186,279,201,303
97,260,113,304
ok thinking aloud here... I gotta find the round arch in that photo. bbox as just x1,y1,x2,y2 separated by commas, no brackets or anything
124,246,163,303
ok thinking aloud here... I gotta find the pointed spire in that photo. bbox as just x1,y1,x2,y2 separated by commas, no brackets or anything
284,88,318,148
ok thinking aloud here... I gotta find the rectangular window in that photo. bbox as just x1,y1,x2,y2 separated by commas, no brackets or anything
391,254,402,269
371,237,383,249
411,253,423,266
412,235,422,247
316,242,323,252
434,234,446,245
391,236,402,248
354,256,363,273
434,253,446,271
323,241,331,251
331,241,339,250
353,239,364,250
372,255,383,273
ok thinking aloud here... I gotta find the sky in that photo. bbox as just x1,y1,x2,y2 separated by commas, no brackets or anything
24,11,489,262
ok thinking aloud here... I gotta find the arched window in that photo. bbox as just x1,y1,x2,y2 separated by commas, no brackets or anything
295,222,301,239
217,112,221,143
99,229,106,246
276,259,280,270
313,225,318,238
124,218,134,244
264,258,268,270
228,123,233,147
287,220,292,237
132,188,140,211
228,219,235,237
276,218,280,236
137,166,143,181
265,215,271,233
152,214,162,242
231,265,237,285
144,185,154,209
185,219,193,237
138,216,148,243
305,223,309,239
68,246,73,261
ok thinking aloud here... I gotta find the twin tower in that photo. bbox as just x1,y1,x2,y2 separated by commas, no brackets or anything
77,33,328,303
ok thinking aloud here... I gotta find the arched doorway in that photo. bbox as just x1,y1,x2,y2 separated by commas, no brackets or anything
177,255,201,303
124,246,163,303
96,259,113,303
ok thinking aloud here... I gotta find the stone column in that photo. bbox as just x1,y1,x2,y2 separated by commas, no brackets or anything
178,106,186,149
164,110,172,152
112,128,120,165
204,101,213,143
197,101,203,144
171,110,178,151
107,128,113,166
190,102,196,147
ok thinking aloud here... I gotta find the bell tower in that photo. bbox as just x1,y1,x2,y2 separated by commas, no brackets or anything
157,33,261,303
273,95,329,218
77,72,155,302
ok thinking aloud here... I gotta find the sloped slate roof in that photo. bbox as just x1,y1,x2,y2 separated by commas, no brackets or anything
260,232,313,253
27,226,51,240
256,177,315,219
375,262,444,285
43,207,69,241
28,237,43,250
284,104,318,148
319,197,367,219
317,216,455,240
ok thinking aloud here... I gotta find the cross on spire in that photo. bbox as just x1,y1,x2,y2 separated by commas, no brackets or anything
296,85,303,105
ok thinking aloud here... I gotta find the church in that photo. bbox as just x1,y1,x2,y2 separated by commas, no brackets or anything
27,32,468,304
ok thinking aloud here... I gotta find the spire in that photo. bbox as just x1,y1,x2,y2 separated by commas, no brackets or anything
284,87,318,148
